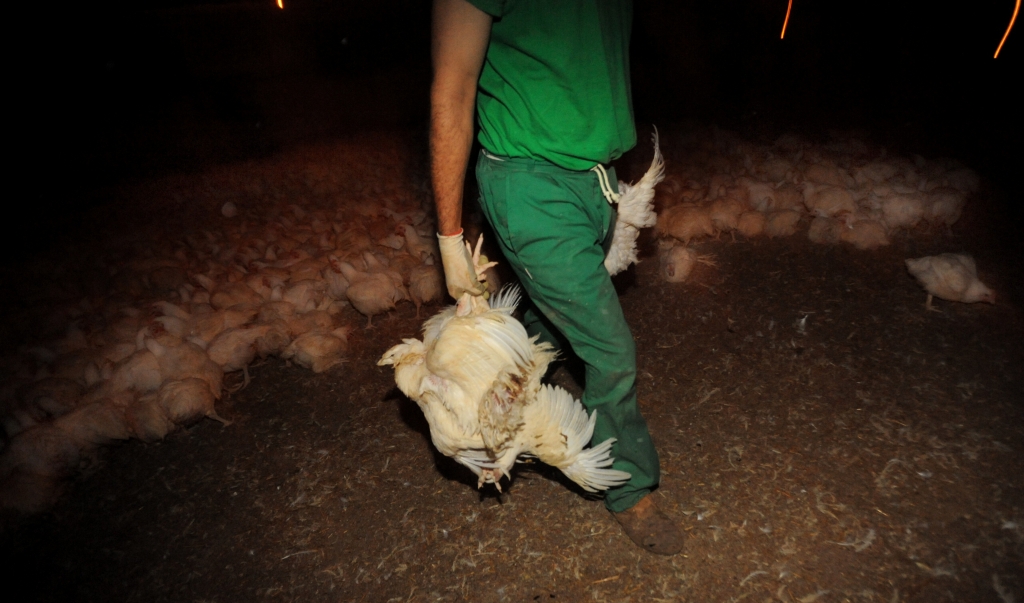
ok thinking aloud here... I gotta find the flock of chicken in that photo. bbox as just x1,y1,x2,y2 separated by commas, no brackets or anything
0,129,996,514
0,130,666,512
0,154,453,513
652,129,982,285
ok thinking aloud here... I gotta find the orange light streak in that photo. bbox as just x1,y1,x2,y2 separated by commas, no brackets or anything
276,0,284,8
781,0,793,39
994,0,1019,58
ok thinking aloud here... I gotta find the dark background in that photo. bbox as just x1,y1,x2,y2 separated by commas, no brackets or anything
12,0,1021,251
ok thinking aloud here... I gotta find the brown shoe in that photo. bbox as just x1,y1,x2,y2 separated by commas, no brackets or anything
611,495,685,555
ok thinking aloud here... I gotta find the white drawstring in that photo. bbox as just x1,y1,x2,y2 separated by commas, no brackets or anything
591,163,620,204
487,150,616,204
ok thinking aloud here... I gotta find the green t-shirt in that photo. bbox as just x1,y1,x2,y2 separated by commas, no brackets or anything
468,0,636,171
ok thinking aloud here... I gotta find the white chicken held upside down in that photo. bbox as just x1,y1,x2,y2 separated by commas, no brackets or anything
378,287,631,493
604,128,665,275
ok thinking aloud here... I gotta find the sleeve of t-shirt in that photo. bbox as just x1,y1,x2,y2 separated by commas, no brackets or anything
465,0,508,18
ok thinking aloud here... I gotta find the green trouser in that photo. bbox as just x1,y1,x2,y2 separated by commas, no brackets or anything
474,150,660,513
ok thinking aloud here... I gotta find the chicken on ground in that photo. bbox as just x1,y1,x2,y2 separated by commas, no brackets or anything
906,253,995,311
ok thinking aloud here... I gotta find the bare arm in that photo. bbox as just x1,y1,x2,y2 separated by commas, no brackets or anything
430,0,491,236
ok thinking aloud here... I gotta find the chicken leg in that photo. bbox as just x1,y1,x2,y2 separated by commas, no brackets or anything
477,467,505,492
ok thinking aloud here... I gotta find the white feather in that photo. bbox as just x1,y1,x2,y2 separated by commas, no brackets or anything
378,287,630,493
488,285,522,314
525,385,631,492
605,128,665,275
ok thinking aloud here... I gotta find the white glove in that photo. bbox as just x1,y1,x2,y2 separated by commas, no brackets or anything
437,230,497,300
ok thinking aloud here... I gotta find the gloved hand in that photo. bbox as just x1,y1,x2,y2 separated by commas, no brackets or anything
437,230,498,300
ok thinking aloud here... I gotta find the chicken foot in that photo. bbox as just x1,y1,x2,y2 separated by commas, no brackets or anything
477,467,506,492
208,409,233,427
469,234,499,281
225,365,251,393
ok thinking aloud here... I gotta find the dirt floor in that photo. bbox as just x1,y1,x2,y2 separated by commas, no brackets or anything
2,131,1023,603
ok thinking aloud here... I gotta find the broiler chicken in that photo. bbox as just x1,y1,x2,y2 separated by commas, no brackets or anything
738,177,777,212
204,281,264,309
807,216,843,245
401,224,439,262
282,279,326,313
150,378,230,427
378,287,630,493
153,302,258,348
657,204,715,244
802,183,857,218
764,209,802,238
408,260,444,318
658,244,715,284
604,129,664,275
659,244,697,283
841,217,889,250
282,327,351,373
206,325,277,389
708,196,745,239
144,337,224,399
925,188,966,229
879,193,925,230
324,257,351,300
905,253,995,311
339,260,406,328
736,210,766,238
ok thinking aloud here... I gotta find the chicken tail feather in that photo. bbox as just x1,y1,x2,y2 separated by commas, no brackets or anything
560,436,632,493
533,385,632,492
455,449,500,477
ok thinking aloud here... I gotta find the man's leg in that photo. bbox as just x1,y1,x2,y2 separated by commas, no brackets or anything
474,153,658,513
521,302,569,357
